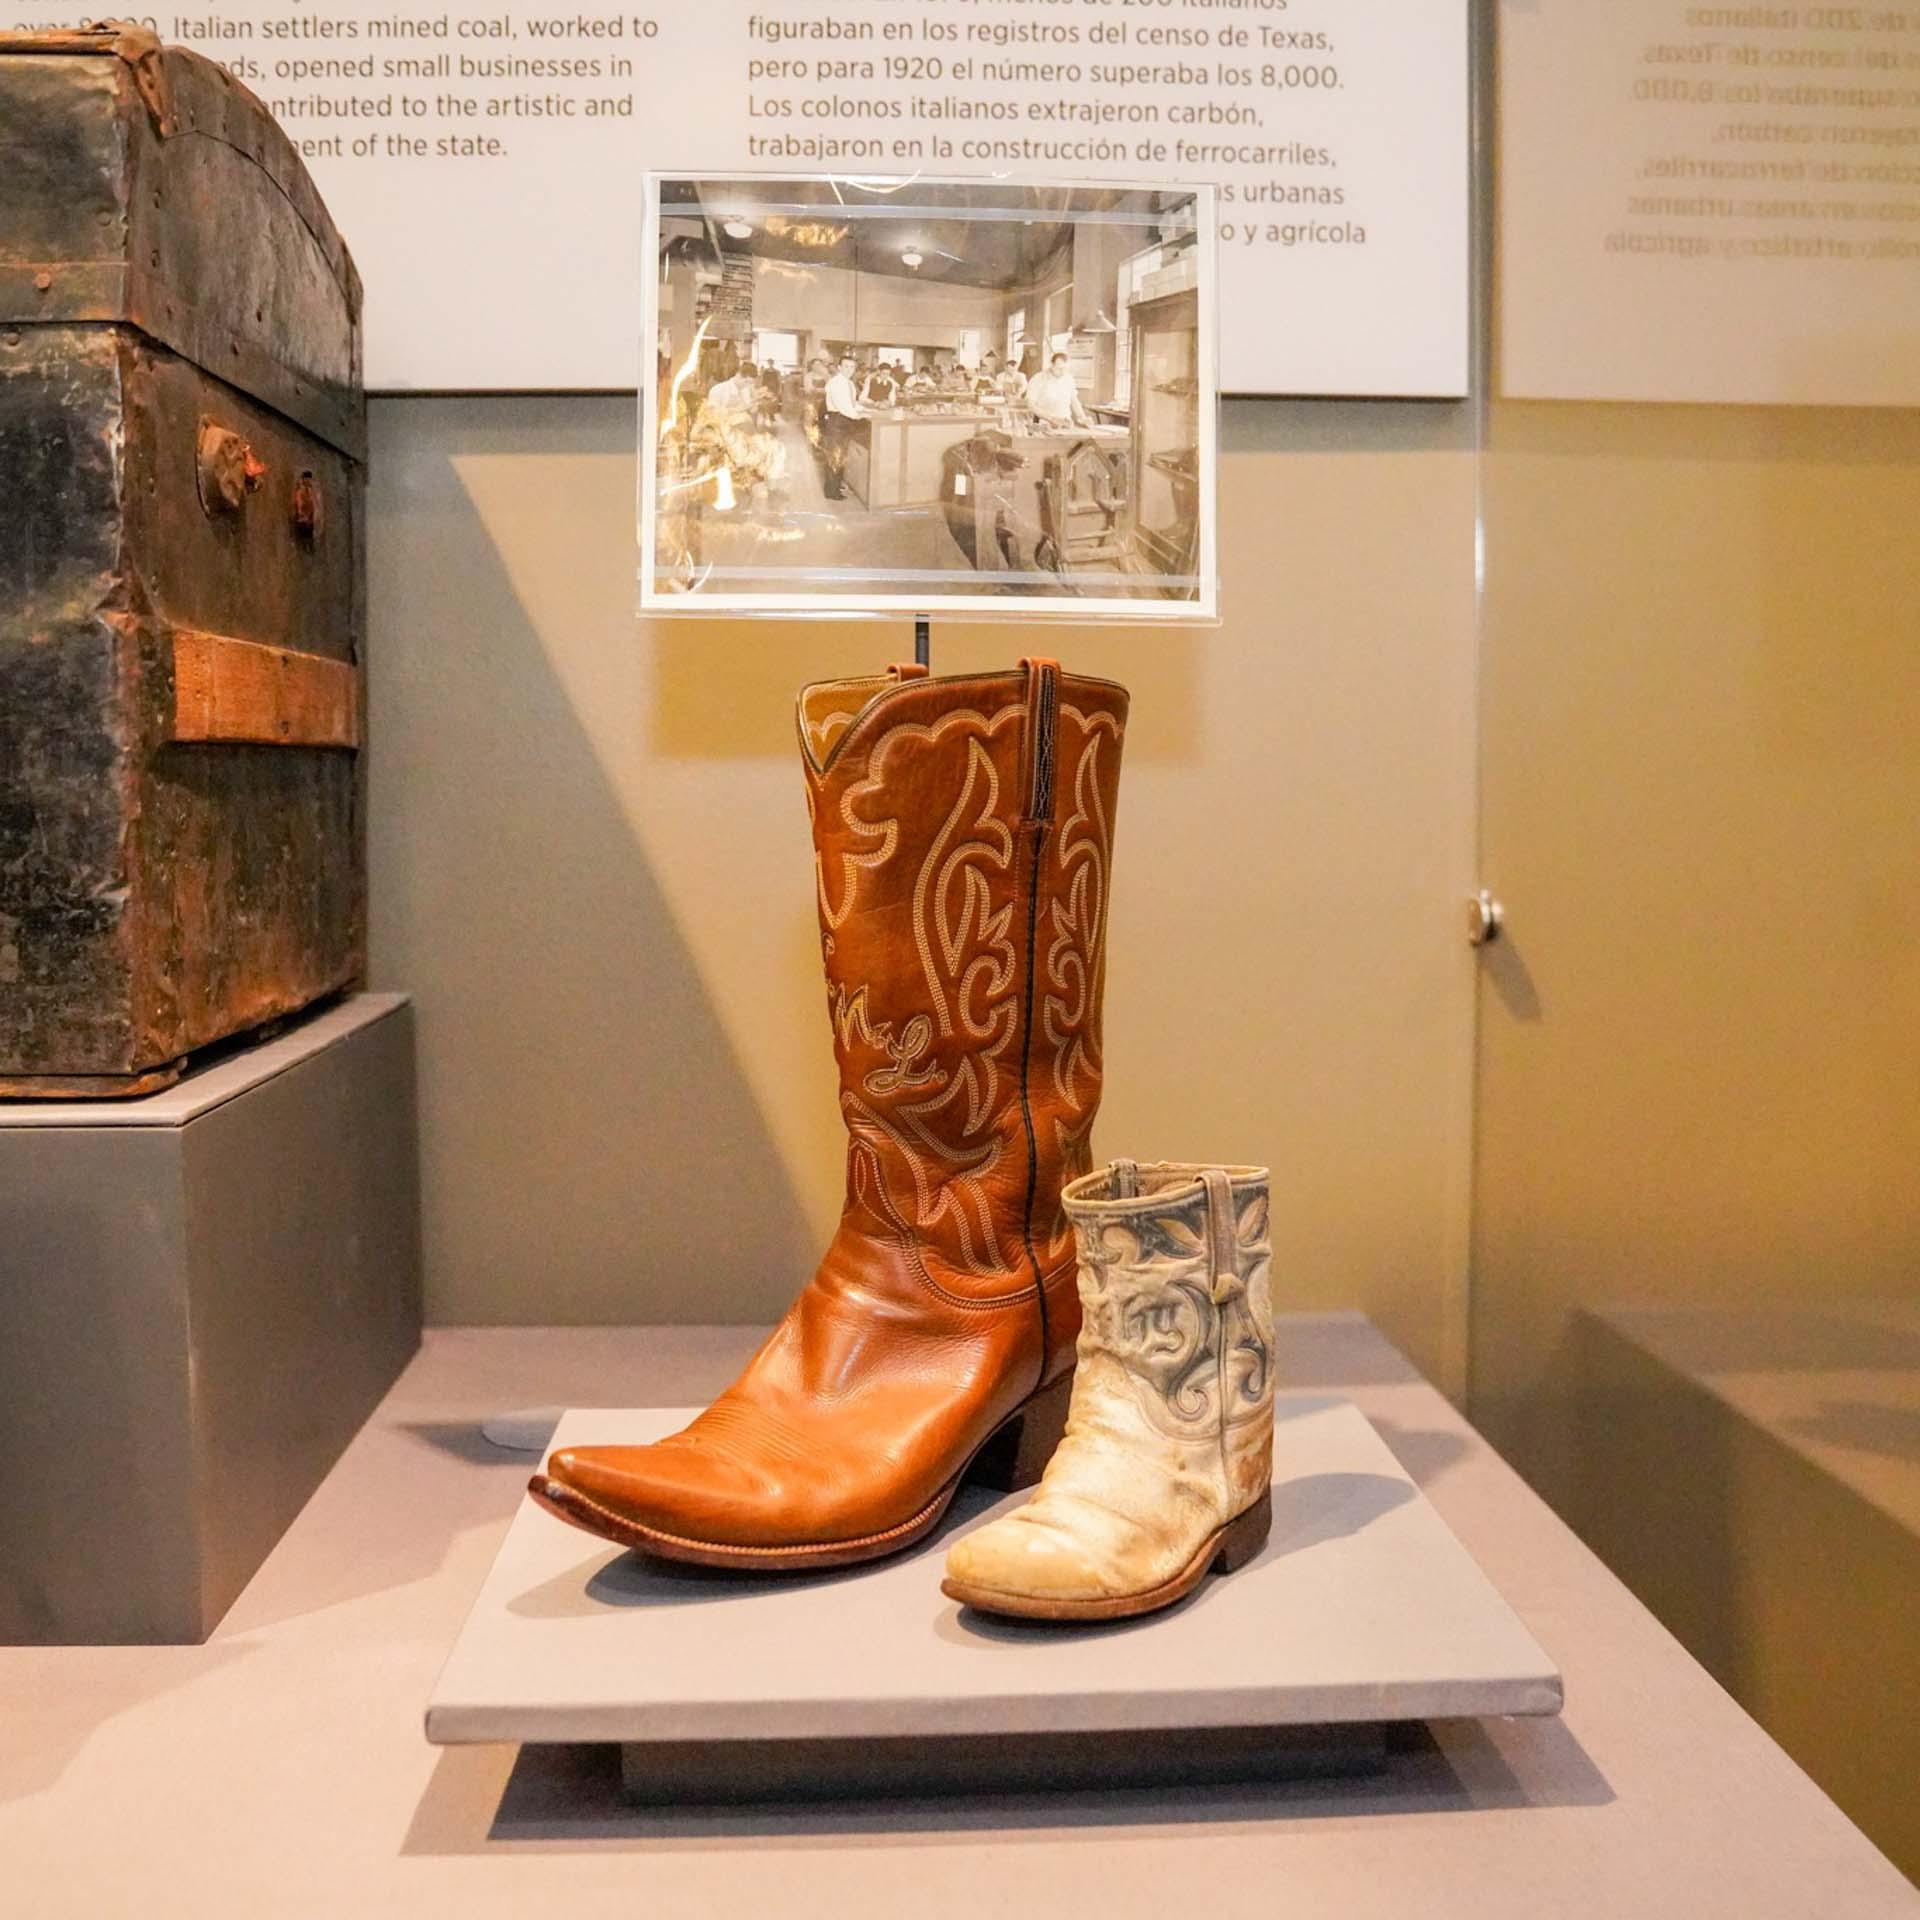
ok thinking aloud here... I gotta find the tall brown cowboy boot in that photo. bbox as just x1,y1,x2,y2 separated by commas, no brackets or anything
529,657,1129,1569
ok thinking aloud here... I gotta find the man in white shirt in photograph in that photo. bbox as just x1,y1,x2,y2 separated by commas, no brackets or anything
1026,350,1091,431
821,352,863,501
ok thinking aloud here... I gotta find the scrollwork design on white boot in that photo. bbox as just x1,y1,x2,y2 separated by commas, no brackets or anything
942,1161,1275,1621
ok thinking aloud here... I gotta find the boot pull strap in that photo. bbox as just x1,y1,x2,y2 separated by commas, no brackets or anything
887,661,929,681
1110,1157,1138,1200
1201,1168,1239,1304
1018,657,1060,824
1201,1167,1242,1477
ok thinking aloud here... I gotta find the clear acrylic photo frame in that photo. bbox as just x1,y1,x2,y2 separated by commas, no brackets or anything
638,173,1219,623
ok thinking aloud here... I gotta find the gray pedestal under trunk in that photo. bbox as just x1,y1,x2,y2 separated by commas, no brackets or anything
0,993,421,1644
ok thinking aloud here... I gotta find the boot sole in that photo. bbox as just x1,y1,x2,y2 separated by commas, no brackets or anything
525,1368,1075,1573
939,1487,1273,1622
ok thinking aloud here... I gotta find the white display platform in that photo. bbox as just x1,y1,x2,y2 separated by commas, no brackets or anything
427,1394,1561,1797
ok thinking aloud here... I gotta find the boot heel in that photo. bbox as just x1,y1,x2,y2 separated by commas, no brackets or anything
1213,1488,1273,1575
969,1369,1075,1493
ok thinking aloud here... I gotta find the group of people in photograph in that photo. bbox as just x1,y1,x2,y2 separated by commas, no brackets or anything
791,347,1092,423
792,346,1094,499
659,337,1101,514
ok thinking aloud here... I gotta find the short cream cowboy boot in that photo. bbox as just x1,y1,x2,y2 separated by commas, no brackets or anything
942,1161,1274,1620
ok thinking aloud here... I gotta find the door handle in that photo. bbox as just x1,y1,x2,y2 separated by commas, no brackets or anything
1467,889,1505,948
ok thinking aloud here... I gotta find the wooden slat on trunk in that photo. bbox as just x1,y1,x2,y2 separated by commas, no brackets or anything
170,630,361,750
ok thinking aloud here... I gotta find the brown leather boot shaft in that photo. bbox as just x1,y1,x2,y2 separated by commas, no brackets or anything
801,658,1128,1348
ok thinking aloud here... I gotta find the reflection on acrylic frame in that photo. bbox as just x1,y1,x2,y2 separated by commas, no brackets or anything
639,174,1218,621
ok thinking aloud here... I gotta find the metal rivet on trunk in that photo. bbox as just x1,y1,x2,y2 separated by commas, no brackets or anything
196,419,267,517
291,471,326,543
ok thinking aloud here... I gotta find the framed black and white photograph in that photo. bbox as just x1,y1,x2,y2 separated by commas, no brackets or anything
640,175,1217,620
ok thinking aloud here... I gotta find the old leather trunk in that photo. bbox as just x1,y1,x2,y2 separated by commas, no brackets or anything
0,26,366,1095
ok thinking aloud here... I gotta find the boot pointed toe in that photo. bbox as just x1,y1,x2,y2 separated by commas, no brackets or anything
541,1443,670,1522
541,1437,768,1546
542,1444,597,1492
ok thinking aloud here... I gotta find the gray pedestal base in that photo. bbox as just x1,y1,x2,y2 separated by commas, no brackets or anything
0,993,423,1645
429,1396,1561,1804
617,1723,1388,1805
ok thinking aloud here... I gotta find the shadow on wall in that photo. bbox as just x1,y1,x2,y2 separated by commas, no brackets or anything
366,398,816,1325
1480,930,1543,1024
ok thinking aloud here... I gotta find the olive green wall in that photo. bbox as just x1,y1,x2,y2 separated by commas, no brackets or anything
363,394,1481,1392
1467,397,1920,1872
1470,398,1920,1490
